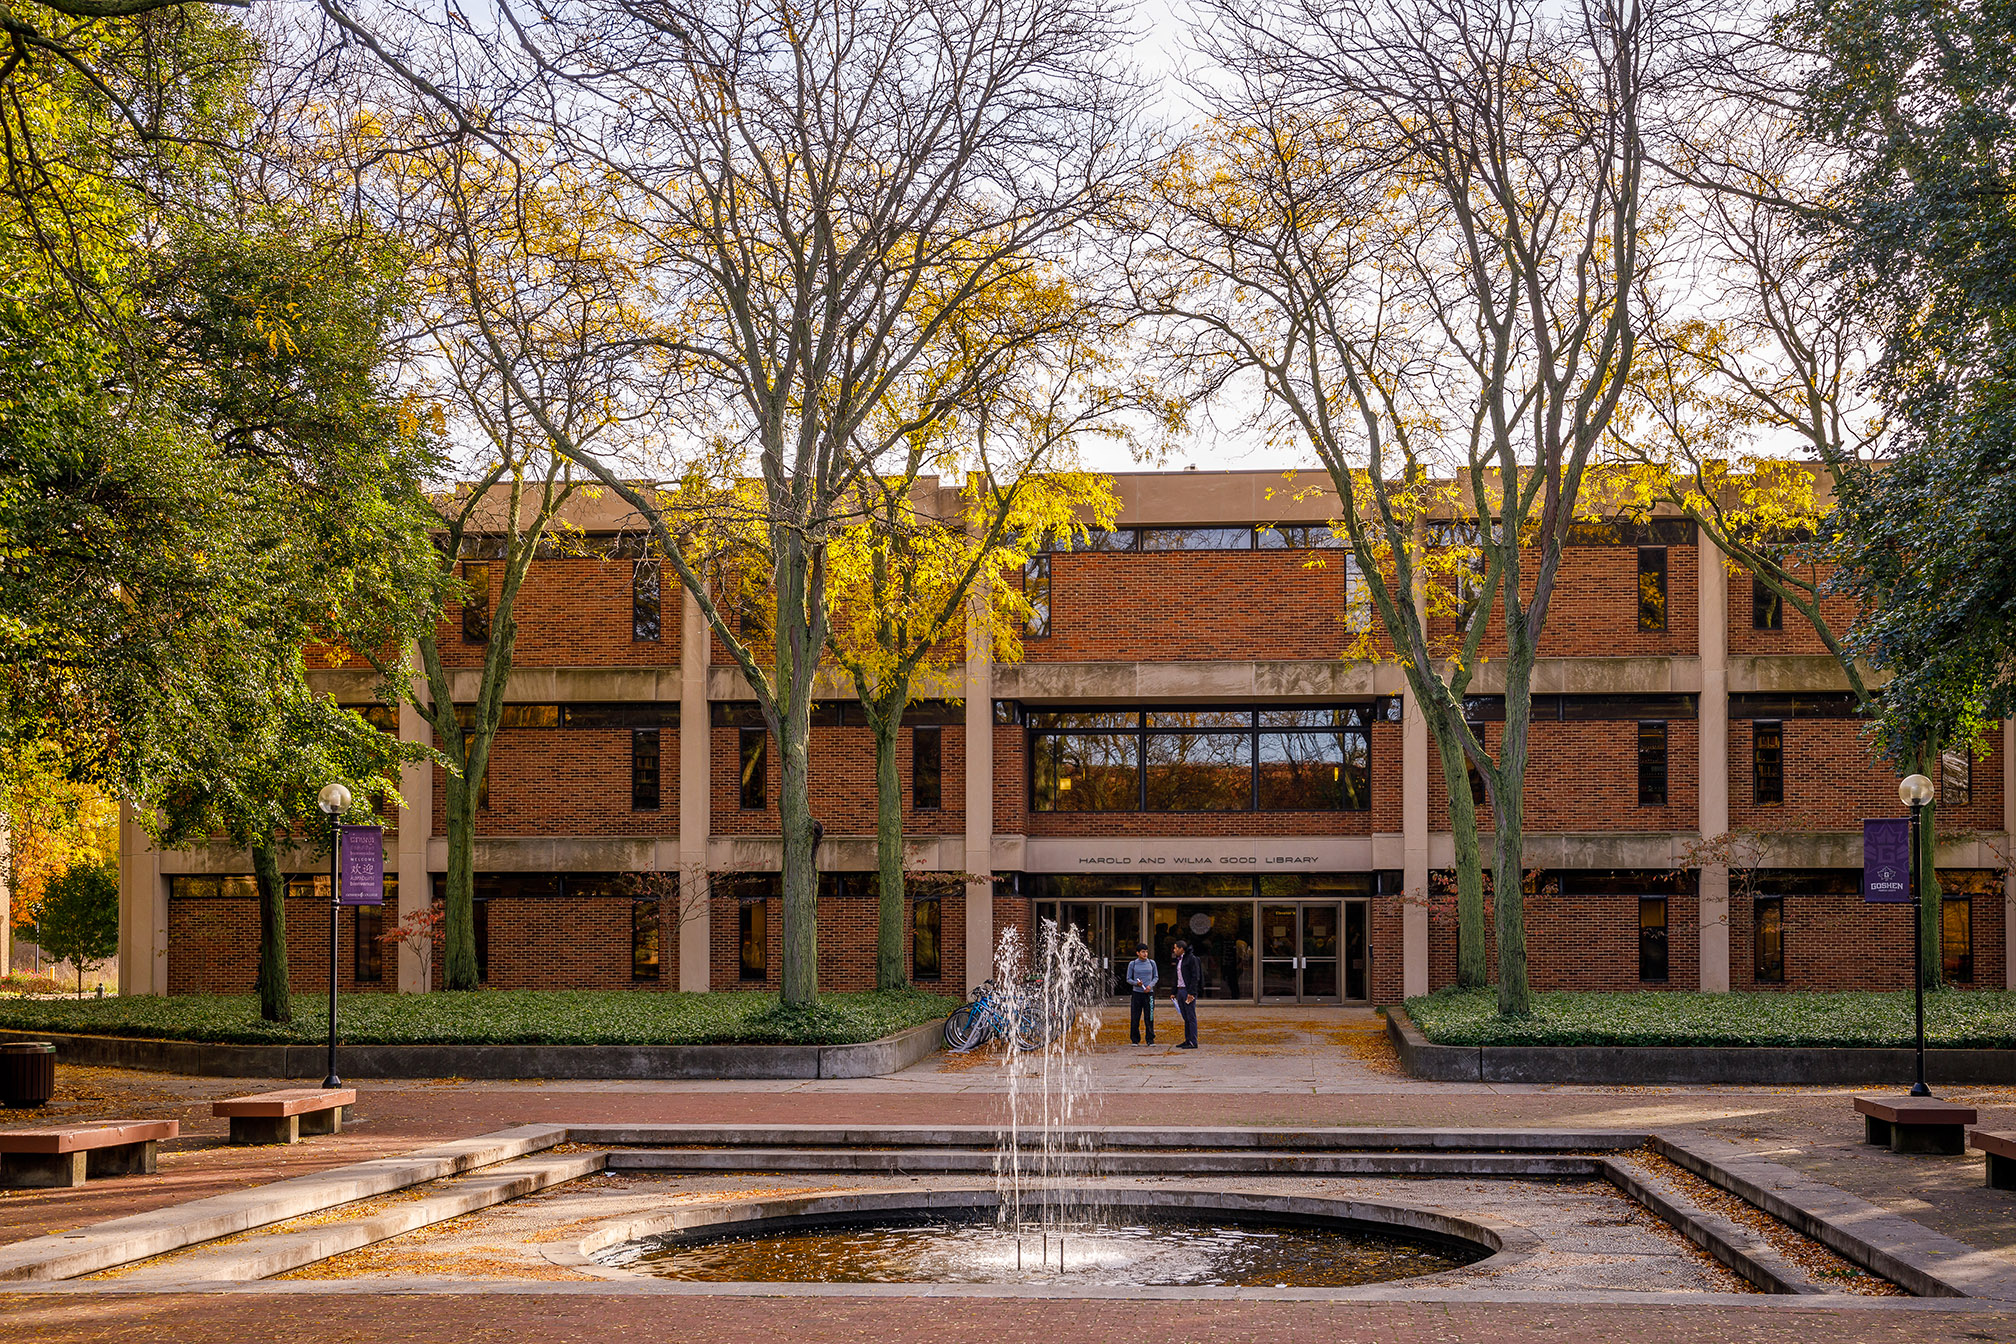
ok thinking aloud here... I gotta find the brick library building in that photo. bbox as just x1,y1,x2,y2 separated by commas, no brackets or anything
120,470,2014,1005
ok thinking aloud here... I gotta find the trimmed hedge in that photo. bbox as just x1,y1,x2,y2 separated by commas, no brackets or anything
1405,987,2016,1049
0,989,958,1047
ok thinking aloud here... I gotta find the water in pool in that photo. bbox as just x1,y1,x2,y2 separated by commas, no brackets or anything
603,1213,1484,1287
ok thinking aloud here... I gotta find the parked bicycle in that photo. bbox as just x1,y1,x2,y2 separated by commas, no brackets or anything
943,978,1054,1051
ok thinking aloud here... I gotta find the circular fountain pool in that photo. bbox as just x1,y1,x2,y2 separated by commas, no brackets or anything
589,1191,1500,1289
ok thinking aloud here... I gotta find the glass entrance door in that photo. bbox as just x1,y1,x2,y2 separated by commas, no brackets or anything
1104,904,1143,996
1257,903,1343,1003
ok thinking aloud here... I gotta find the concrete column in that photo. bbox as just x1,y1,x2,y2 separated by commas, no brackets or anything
963,589,995,992
1402,686,1430,999
0,815,11,977
1696,526,1731,992
116,804,165,995
2004,718,2014,989
1401,554,1430,1000
395,680,433,993
678,587,712,991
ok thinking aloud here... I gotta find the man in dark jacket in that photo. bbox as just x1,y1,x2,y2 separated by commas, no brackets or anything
1170,939,1202,1049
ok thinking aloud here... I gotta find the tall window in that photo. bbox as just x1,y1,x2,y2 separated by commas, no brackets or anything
1752,721,1784,805
1637,721,1668,806
739,727,767,810
912,896,942,981
632,560,662,642
1753,896,1784,982
1942,747,1972,807
462,733,491,810
1752,575,1782,630
913,725,942,810
1944,893,1974,983
473,897,491,983
1638,896,1668,981
632,728,661,811
1466,722,1488,806
1024,554,1051,638
739,899,767,980
632,897,661,981
460,562,492,643
354,906,383,983
1637,546,1668,631
1030,707,1372,813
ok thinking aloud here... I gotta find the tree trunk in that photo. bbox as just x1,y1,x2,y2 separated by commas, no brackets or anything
1428,718,1488,989
873,708,907,991
774,532,821,1008
442,775,480,991
1492,658,1535,1018
251,842,292,1022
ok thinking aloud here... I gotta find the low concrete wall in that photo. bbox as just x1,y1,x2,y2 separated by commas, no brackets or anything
1386,1009,2016,1085
0,1019,944,1081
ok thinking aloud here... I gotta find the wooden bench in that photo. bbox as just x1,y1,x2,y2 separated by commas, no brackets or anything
1970,1130,2016,1189
212,1088,356,1146
0,1120,178,1188
1855,1095,1978,1155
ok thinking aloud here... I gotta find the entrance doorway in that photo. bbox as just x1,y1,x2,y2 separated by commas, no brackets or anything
1031,874,1383,1004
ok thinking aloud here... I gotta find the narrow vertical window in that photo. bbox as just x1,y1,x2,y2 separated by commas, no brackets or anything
912,896,942,981
1751,575,1782,630
354,906,383,984
1753,721,1784,805
474,897,491,983
1753,896,1784,983
632,560,662,642
913,725,942,811
1637,546,1668,631
739,727,767,810
632,897,661,981
739,899,767,980
1024,553,1051,638
460,562,491,643
1637,721,1668,806
1941,747,1972,807
632,728,661,811
1943,893,1973,982
1638,896,1668,981
1342,553,1371,635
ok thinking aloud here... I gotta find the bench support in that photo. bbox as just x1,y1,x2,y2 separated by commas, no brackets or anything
1865,1114,1964,1155
0,1140,155,1188
1864,1115,1892,1146
228,1115,300,1146
1988,1151,2016,1190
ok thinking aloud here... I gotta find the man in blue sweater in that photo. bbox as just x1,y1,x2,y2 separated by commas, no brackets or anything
1125,944,1158,1045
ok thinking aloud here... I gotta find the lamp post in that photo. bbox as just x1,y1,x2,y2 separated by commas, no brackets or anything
317,782,353,1090
1898,773,1934,1098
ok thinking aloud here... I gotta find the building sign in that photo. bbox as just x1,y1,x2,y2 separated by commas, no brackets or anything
1023,838,1373,873
1862,818,1910,903
338,825,385,906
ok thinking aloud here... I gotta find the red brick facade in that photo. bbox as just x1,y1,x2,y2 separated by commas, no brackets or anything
154,478,2013,1004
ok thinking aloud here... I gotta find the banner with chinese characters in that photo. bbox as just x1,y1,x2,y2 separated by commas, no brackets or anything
337,825,385,906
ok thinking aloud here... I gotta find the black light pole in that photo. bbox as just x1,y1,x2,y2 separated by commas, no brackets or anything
1899,772,1934,1098
318,782,353,1090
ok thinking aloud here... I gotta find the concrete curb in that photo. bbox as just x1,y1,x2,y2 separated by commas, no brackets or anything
602,1148,1611,1177
1386,1009,2016,1085
1596,1156,1823,1295
0,1123,568,1282
0,1019,944,1081
558,1124,1653,1150
1655,1133,2016,1301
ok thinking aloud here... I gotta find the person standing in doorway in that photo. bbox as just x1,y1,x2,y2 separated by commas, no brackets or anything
1125,944,1158,1045
1171,938,1201,1049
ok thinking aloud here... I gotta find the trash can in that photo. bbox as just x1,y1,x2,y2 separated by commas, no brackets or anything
0,1042,56,1108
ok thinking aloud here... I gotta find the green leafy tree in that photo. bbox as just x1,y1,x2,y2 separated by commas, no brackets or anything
38,859,119,995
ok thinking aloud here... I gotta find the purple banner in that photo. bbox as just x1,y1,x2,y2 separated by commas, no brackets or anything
1863,818,1911,903
338,824,385,906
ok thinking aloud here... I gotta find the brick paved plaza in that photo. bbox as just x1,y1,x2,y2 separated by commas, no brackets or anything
2,1009,2013,1343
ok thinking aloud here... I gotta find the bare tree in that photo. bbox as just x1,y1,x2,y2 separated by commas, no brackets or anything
413,0,1148,1005
1143,0,1657,1014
